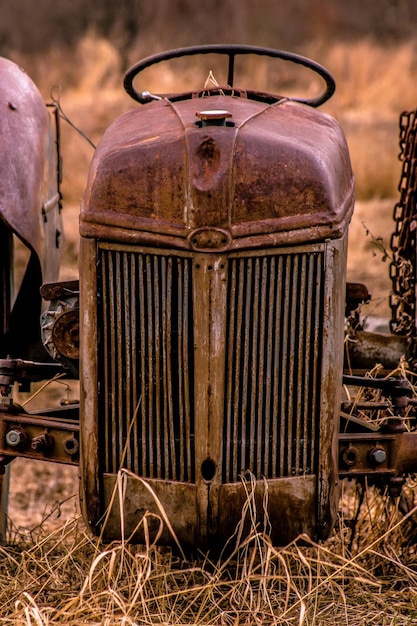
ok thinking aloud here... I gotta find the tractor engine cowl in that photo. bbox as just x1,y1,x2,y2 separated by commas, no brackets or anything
80,91,354,548
81,96,353,249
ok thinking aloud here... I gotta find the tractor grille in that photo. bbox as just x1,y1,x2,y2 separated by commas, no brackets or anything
223,252,324,482
97,246,195,481
97,245,324,485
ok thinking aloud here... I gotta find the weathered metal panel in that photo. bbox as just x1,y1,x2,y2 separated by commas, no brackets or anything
0,57,62,284
81,96,354,249
316,234,347,538
79,237,101,529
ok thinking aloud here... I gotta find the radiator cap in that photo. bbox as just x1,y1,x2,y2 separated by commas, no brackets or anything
196,109,232,126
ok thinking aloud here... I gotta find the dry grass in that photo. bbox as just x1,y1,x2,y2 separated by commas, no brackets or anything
323,39,417,202
3,476,417,624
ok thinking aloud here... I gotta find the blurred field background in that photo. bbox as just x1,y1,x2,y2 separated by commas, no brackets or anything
3,0,416,316
2,1,417,622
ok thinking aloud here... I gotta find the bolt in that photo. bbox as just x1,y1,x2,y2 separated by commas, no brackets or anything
51,286,63,298
31,433,54,452
370,447,387,464
5,428,26,448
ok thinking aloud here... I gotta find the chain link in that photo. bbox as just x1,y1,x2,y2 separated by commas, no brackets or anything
390,110,417,336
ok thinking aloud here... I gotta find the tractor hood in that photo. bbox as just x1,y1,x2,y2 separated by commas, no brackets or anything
81,95,354,249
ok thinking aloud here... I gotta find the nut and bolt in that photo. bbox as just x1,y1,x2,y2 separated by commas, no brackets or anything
31,433,54,452
370,447,387,464
5,428,27,448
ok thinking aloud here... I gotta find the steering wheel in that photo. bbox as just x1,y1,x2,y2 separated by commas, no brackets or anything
124,44,335,107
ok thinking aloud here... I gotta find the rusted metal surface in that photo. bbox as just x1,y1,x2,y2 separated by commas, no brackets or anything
80,236,347,544
339,430,417,481
81,96,354,250
40,280,80,365
50,310,79,359
102,474,317,548
344,329,409,373
339,374,417,489
79,238,101,531
0,411,79,466
40,280,79,301
0,57,62,285
79,50,354,547
102,474,198,547
0,357,66,397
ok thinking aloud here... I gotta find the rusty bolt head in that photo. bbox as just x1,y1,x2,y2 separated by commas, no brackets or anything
51,286,63,298
31,433,54,452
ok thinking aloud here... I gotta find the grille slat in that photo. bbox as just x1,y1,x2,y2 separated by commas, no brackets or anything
265,255,276,477
108,252,118,473
280,255,290,477
145,254,155,474
256,258,267,477
98,248,195,481
176,261,185,480
163,257,174,478
181,260,193,481
100,251,111,472
232,267,244,478
123,253,132,469
129,253,139,470
223,251,324,482
138,253,147,475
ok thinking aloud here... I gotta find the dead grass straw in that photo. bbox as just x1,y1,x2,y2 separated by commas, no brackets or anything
2,471,417,624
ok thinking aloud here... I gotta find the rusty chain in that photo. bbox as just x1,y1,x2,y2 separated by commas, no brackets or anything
390,109,417,337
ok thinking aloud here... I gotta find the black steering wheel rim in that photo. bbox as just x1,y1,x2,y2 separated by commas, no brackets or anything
123,44,335,107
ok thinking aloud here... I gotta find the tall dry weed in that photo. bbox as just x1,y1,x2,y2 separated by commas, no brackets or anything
324,39,417,114
322,39,417,200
